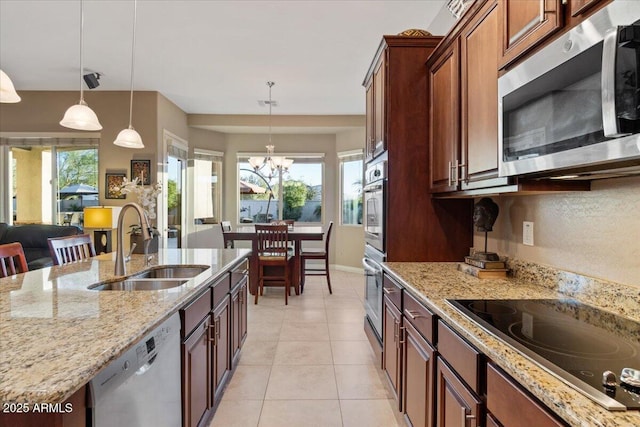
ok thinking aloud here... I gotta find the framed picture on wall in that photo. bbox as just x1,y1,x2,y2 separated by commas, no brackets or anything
131,159,151,185
105,173,127,199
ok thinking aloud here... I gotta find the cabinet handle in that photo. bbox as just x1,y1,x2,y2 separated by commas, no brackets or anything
449,159,460,187
458,162,467,184
383,287,397,295
461,407,476,426
216,316,221,338
405,310,425,320
398,326,406,345
393,320,398,342
447,161,453,186
208,322,216,345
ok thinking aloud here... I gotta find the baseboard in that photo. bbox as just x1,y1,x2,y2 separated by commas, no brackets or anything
332,264,363,274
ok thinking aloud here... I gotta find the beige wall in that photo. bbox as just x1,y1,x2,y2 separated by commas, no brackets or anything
336,128,365,269
476,176,640,288
12,148,45,223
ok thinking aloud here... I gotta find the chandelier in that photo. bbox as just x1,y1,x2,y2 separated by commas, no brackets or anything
248,82,293,180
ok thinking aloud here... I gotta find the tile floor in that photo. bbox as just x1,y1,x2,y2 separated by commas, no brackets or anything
209,269,405,427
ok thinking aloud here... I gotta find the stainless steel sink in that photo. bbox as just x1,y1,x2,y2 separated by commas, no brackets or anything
131,265,209,279
88,279,188,291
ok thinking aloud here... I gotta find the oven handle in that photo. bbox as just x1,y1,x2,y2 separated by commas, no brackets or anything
602,26,630,138
363,182,383,193
362,257,382,275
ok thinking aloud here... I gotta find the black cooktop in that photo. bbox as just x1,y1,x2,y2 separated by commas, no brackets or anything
448,298,640,410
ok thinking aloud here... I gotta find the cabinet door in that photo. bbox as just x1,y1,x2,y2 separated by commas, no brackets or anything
403,321,435,427
565,0,610,28
212,296,231,401
383,295,402,407
436,357,483,427
499,0,563,68
429,40,460,193
461,0,501,188
231,285,241,364
365,78,375,161
373,54,386,156
239,279,248,346
182,317,211,427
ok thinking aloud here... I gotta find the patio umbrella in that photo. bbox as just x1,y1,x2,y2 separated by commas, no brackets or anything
58,184,99,208
240,180,267,194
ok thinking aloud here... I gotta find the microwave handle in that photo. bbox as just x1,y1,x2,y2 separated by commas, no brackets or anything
602,27,631,138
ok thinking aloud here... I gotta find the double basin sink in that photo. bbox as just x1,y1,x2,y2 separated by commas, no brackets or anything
88,265,210,291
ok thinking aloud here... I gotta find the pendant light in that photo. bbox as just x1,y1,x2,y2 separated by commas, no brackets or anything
60,0,102,131
0,70,21,103
114,0,144,149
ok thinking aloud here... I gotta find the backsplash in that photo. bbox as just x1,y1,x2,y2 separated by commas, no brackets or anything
506,258,640,320
476,175,640,289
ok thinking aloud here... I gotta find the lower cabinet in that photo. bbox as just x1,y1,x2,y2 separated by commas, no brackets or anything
182,316,212,427
402,321,435,427
383,294,403,406
231,276,248,364
436,357,483,427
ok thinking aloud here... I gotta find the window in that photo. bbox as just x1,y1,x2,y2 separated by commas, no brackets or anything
1,137,99,226
238,154,324,224
193,149,223,224
339,150,363,225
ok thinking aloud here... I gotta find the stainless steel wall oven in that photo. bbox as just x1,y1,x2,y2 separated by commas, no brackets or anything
363,158,386,253
362,244,385,341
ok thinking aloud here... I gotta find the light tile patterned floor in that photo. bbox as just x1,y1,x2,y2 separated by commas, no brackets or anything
210,269,404,427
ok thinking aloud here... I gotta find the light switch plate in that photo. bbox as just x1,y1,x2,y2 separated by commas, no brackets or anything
523,221,534,246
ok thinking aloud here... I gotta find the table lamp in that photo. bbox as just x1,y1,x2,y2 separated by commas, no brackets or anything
83,206,122,254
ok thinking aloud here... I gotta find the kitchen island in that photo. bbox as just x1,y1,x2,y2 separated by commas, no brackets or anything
0,248,250,419
382,261,640,427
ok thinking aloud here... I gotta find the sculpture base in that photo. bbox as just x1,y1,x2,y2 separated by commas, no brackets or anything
469,251,500,261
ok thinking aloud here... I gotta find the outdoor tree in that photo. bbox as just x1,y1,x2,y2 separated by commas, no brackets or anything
57,149,98,189
282,180,312,220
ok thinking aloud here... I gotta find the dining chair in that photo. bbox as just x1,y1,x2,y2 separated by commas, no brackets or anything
254,224,296,305
300,221,333,294
0,242,29,277
220,221,234,248
48,234,97,266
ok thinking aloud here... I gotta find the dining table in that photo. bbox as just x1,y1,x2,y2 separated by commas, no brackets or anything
222,225,324,296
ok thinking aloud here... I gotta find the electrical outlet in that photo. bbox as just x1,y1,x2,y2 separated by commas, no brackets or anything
523,221,534,246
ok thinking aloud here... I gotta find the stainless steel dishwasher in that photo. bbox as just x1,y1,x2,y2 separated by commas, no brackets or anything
90,312,182,426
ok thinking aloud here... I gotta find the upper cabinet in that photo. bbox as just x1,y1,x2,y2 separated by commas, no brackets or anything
498,0,563,69
499,0,612,69
429,0,503,193
365,56,386,162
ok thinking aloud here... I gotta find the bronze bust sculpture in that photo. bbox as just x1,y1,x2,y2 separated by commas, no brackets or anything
471,197,500,261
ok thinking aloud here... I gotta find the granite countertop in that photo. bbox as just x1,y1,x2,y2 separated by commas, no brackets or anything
382,261,640,427
0,248,251,405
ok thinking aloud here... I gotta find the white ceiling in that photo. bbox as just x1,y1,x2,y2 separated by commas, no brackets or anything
0,0,450,117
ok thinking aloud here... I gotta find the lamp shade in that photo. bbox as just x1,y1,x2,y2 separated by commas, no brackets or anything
83,207,121,229
114,127,144,149
0,69,21,103
60,100,103,131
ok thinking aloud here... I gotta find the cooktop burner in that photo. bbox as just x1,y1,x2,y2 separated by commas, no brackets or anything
448,298,640,411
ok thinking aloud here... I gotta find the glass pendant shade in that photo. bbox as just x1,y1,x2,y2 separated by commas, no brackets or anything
114,126,144,149
248,157,265,170
60,100,103,131
0,70,21,103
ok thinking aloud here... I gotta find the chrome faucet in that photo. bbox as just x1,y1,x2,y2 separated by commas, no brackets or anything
115,202,152,276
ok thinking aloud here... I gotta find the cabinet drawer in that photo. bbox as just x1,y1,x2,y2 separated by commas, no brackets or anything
437,321,483,394
182,288,212,337
487,363,566,427
383,275,402,309
212,274,230,309
231,258,248,289
403,291,435,344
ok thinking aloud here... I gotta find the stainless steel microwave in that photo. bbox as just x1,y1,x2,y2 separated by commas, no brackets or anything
498,1,640,178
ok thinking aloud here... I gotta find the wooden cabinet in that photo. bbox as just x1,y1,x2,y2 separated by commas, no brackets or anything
498,0,563,68
211,295,230,401
403,319,435,427
183,316,211,427
565,0,611,28
231,276,248,365
383,294,403,407
486,362,566,427
429,40,460,194
364,55,385,161
430,0,506,193
436,357,483,427
363,35,472,262
461,0,502,188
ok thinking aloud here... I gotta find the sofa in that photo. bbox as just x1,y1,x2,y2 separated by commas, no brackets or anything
0,223,81,270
